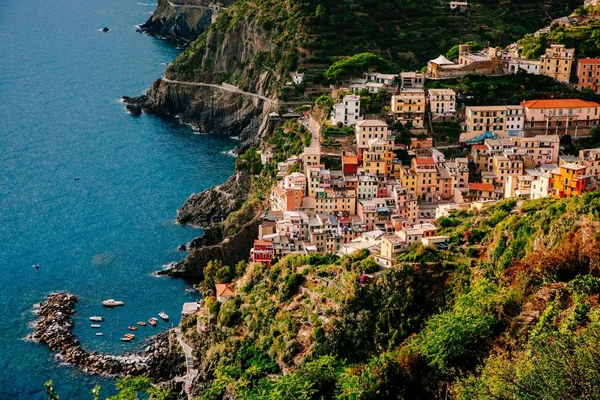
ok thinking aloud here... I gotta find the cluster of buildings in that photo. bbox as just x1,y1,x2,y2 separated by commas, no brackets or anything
250,123,600,269
428,40,600,95
333,74,457,129
470,135,600,200
461,98,600,143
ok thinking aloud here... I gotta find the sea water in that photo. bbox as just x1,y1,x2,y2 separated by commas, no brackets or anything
0,0,235,397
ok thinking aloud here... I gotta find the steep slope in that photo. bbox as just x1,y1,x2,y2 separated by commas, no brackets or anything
141,0,233,42
176,192,600,399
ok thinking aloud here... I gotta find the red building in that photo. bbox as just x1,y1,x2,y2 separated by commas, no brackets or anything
577,58,600,93
342,155,358,176
250,239,274,267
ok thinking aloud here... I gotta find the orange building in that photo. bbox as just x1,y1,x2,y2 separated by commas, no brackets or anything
550,163,590,198
522,99,600,130
577,58,600,93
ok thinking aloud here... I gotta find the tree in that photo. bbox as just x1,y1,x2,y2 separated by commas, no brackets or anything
44,381,60,400
324,53,389,81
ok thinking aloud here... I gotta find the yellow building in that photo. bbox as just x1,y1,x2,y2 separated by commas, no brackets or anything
492,154,524,188
539,44,575,84
314,188,356,215
391,89,426,128
363,138,394,178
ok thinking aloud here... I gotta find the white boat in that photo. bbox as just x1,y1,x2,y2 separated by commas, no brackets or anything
158,310,169,321
90,324,101,328
96,332,104,336
89,316,104,322
102,299,124,307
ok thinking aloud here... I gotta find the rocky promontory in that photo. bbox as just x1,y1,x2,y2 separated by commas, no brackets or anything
28,293,185,381
176,171,252,226
140,0,230,42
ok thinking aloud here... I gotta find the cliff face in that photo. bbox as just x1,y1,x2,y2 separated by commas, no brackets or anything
138,9,280,138
176,171,252,226
141,0,226,42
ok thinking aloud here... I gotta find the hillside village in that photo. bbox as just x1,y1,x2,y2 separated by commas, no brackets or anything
242,5,600,279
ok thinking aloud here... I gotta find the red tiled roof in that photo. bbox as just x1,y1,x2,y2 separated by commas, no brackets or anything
522,99,600,109
472,144,488,150
469,183,494,192
415,157,435,165
578,58,600,65
215,283,235,297
254,239,273,246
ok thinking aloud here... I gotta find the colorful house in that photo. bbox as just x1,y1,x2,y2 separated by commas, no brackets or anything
551,163,590,198
250,239,275,267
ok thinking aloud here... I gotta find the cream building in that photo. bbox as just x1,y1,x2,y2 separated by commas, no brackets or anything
539,44,575,84
391,89,426,127
428,88,456,120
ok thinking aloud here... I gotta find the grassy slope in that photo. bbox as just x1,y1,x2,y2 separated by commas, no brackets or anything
181,191,600,399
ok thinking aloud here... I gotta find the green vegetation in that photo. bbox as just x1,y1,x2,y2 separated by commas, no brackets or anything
43,377,173,400
175,191,600,398
519,19,600,59
324,53,389,81
166,0,581,98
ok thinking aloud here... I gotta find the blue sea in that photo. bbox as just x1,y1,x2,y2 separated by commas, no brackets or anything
0,0,236,398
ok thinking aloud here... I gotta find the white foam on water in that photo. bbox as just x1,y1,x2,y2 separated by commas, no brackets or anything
222,149,237,157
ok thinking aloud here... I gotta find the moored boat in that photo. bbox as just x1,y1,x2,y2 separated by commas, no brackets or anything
89,316,104,322
90,324,101,328
120,336,132,342
148,317,158,326
128,326,137,331
96,332,103,336
158,310,169,321
137,321,147,326
124,333,135,339
102,299,124,307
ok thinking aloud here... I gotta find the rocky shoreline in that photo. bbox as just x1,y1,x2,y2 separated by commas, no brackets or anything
28,293,185,381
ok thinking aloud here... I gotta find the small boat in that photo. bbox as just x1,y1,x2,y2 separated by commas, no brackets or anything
128,326,138,331
120,336,132,342
158,310,169,321
124,333,135,339
91,324,101,328
32,264,40,269
89,316,104,322
96,333,104,336
102,299,124,307
148,318,158,326
137,321,147,326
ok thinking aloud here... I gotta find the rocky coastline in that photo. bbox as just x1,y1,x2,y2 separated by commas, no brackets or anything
28,293,185,381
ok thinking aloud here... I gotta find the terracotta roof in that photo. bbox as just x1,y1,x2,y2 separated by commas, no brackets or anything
472,144,488,150
415,157,435,165
522,99,600,109
215,283,235,297
578,58,600,65
343,155,358,163
254,239,273,246
469,183,495,192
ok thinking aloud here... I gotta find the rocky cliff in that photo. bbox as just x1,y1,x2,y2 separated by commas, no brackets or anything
141,0,230,42
177,171,252,226
134,4,282,139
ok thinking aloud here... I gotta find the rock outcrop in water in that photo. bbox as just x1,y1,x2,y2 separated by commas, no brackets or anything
29,293,185,381
141,0,230,42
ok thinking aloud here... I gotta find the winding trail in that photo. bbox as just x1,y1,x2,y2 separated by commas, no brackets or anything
161,77,276,107
174,328,197,400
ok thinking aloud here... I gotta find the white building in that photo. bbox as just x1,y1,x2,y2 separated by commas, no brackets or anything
332,94,362,126
505,105,525,137
507,58,540,75
428,88,456,120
